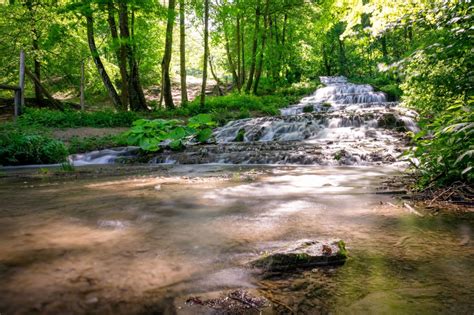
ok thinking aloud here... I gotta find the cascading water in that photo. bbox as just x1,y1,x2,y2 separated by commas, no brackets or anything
151,76,418,165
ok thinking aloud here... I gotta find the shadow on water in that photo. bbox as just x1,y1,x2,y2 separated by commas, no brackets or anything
0,165,473,314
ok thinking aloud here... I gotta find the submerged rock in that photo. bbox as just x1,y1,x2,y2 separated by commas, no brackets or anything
250,240,347,272
175,289,271,315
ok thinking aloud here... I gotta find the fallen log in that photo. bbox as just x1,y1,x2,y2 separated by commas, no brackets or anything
25,67,64,111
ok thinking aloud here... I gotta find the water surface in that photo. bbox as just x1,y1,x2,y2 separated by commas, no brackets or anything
0,165,473,314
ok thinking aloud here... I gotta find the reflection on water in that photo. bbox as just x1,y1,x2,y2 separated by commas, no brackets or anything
0,165,473,314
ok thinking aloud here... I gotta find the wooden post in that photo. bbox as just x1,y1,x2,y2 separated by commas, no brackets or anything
14,89,20,119
80,61,85,110
19,50,25,113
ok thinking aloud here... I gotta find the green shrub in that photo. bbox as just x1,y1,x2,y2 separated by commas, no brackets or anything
0,132,68,165
379,84,402,100
407,98,473,187
19,108,139,128
125,114,216,152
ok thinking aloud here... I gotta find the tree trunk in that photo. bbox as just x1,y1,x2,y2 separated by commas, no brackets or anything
25,67,64,110
200,0,209,108
85,12,122,109
322,44,331,75
337,38,346,76
161,0,176,109
179,0,188,106
241,19,246,87
224,26,238,87
236,9,242,91
380,34,388,60
25,0,43,101
107,1,128,110
120,4,147,111
253,0,269,94
245,1,261,93
209,56,224,95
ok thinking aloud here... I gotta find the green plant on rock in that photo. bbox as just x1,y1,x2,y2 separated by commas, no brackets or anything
234,129,246,142
303,105,314,113
187,114,217,144
125,114,216,152
125,118,183,152
337,240,348,258
60,161,75,172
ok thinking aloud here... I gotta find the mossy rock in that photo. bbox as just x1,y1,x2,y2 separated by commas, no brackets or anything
377,113,406,131
303,105,314,113
234,128,246,142
250,239,347,272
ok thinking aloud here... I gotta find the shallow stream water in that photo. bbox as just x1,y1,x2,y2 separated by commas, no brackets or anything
0,165,473,314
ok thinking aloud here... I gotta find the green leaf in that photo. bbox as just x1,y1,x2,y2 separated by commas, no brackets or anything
169,140,184,150
196,128,213,143
188,114,216,128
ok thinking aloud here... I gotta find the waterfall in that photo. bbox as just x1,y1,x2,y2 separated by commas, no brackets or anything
71,76,418,166
155,76,418,165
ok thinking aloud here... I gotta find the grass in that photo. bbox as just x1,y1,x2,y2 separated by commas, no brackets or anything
18,108,140,128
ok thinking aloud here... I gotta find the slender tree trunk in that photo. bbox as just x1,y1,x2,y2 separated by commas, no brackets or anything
200,0,209,107
253,0,269,94
322,44,331,75
80,61,85,110
241,21,246,86
128,9,147,111
179,0,188,106
338,38,346,76
380,34,388,60
245,1,261,93
282,13,287,46
107,1,128,110
161,0,176,109
224,28,238,87
25,0,43,101
85,12,122,109
209,56,224,95
236,12,242,91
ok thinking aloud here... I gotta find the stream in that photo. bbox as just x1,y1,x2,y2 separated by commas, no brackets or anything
1,77,473,314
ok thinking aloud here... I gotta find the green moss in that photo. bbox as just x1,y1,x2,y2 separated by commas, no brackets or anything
234,129,246,142
60,161,75,172
303,105,314,113
337,240,348,258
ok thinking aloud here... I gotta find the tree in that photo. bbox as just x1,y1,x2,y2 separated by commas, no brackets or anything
161,0,176,109
85,7,123,110
179,0,188,106
25,0,43,101
200,0,209,107
245,0,260,93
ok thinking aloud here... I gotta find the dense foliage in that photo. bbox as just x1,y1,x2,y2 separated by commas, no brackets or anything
0,132,68,166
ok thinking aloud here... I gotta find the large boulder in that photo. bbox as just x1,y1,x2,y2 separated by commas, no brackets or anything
250,240,347,272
